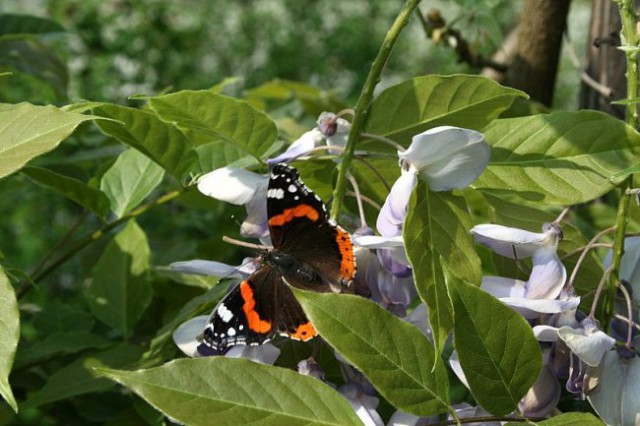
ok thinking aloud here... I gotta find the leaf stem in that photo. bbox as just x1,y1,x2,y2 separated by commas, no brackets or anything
17,188,187,298
329,0,421,221
607,0,639,322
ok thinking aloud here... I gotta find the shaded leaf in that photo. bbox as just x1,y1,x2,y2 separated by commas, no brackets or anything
293,289,451,416
99,357,362,426
447,271,542,415
0,102,96,179
22,166,111,218
0,14,65,36
149,90,278,162
23,343,144,409
404,182,481,358
100,148,165,217
86,220,152,337
32,300,95,334
14,332,111,370
475,111,640,204
94,104,197,180
365,75,526,145
0,267,18,412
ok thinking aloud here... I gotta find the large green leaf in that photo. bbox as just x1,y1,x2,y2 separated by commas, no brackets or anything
86,220,152,337
0,267,18,412
99,357,362,426
404,182,481,358
100,148,165,217
149,90,278,161
475,110,640,204
293,289,451,416
0,103,96,179
447,271,542,415
94,104,197,180
22,343,143,409
0,14,65,36
365,75,526,144
22,166,111,218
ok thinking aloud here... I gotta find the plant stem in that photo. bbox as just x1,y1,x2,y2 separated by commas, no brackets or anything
607,0,639,322
329,0,421,221
17,188,187,298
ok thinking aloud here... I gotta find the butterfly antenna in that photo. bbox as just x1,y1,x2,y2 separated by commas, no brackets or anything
347,173,367,228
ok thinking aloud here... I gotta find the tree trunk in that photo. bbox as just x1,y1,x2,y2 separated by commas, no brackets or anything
504,0,572,107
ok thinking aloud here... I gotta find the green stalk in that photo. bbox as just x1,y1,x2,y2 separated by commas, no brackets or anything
17,188,187,298
330,0,422,221
607,0,639,321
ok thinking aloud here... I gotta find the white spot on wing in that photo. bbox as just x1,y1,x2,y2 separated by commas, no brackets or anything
227,327,236,337
288,184,297,193
267,188,285,199
217,304,233,323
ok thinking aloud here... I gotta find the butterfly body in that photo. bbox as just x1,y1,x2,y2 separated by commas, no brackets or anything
198,163,356,355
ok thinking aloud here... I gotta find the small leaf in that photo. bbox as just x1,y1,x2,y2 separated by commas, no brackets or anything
0,267,18,412
22,166,111,218
94,104,197,180
86,220,152,337
0,103,97,179
404,182,482,358
100,148,165,217
475,110,640,204
293,289,451,416
23,343,144,409
365,75,526,144
609,162,640,180
99,357,362,426
0,14,65,36
149,90,278,162
447,271,542,415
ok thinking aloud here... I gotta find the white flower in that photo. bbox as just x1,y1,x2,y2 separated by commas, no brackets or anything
470,223,561,260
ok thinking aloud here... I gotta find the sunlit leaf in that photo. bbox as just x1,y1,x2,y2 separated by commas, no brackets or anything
94,104,197,180
22,343,144,409
99,357,362,426
475,111,640,204
86,220,152,337
100,148,165,217
447,271,542,415
0,267,18,412
365,75,526,145
0,102,96,179
404,182,481,358
293,289,451,416
22,166,111,218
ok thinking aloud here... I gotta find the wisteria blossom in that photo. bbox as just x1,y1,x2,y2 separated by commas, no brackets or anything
377,126,489,237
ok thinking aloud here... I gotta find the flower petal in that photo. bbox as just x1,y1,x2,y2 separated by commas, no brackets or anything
267,129,324,164
169,260,244,278
470,223,559,259
400,126,489,191
499,296,581,319
525,246,566,300
224,344,281,365
518,364,561,417
240,185,269,239
339,383,384,426
353,235,404,249
197,167,267,205
376,169,417,237
532,325,560,342
557,324,616,367
481,276,527,298
173,315,208,358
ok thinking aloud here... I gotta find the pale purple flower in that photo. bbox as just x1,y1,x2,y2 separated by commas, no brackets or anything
169,257,258,278
470,222,561,260
339,383,384,426
377,126,489,237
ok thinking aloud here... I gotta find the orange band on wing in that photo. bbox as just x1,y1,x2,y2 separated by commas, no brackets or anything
288,322,317,341
268,204,320,227
240,281,272,333
335,227,356,282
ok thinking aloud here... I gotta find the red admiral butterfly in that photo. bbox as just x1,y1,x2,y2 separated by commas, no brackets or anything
198,163,356,355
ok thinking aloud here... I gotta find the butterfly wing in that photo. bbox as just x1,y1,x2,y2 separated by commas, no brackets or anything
267,163,356,289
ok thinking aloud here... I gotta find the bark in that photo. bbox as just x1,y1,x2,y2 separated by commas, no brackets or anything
504,0,572,107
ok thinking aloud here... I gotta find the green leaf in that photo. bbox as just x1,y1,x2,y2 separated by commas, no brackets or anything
23,343,144,409
475,110,640,204
504,412,604,426
86,220,152,337
447,271,542,415
99,357,362,426
22,166,111,218
149,90,278,161
365,75,526,144
293,289,451,416
404,182,482,358
93,104,197,180
0,103,96,179
0,14,65,36
15,331,111,370
100,148,165,217
609,162,640,180
0,267,18,412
